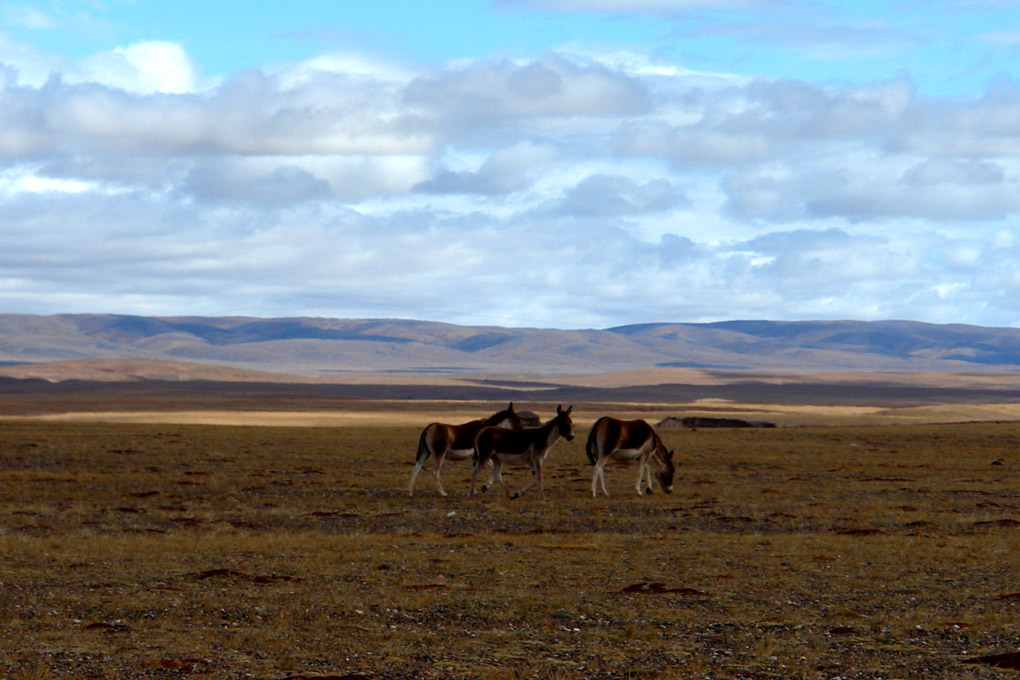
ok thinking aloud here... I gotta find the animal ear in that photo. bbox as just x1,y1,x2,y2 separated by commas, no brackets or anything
666,449,675,461
556,404,563,414
508,402,514,411
565,405,572,415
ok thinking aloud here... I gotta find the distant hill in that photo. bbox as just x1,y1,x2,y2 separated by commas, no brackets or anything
1,314,1019,376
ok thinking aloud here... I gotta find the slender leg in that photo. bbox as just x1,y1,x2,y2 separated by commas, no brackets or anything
434,452,448,498
594,458,611,497
634,457,645,495
643,457,654,495
408,437,435,497
467,453,483,498
536,460,544,499
480,459,495,493
492,458,510,498
591,460,603,497
510,456,534,499
407,457,426,496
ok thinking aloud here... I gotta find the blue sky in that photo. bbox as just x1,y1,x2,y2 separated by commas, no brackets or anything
7,0,1014,95
3,1,1020,328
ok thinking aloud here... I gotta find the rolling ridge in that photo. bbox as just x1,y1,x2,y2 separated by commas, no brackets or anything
1,313,1019,376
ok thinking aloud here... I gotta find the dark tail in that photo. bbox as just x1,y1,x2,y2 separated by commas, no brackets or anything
472,429,485,465
585,419,601,465
415,426,432,464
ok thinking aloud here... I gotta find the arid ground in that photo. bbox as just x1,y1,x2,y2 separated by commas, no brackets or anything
2,377,1020,679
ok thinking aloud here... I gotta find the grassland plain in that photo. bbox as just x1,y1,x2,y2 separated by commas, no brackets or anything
1,415,1020,679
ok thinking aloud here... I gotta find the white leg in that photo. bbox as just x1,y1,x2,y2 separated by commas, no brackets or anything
433,453,448,497
480,459,495,493
635,458,647,495
408,441,434,497
492,459,510,498
467,452,486,498
592,458,610,497
408,459,425,496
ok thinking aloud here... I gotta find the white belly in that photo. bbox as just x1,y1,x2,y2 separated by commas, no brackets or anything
611,447,644,462
445,448,474,461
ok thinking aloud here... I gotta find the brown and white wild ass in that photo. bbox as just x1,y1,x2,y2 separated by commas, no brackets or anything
586,416,674,497
468,405,574,500
408,403,523,497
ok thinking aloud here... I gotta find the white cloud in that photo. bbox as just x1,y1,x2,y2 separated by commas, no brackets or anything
0,168,95,195
566,47,752,87
415,141,557,195
5,38,1020,327
892,78,1020,157
403,54,651,139
282,51,421,86
78,41,199,95
535,174,688,217
0,62,436,160
721,156,1020,224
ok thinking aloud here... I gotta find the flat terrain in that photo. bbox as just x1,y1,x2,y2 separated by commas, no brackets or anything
2,410,1020,679
4,366,1020,427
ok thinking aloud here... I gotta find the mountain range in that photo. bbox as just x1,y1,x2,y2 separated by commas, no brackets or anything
1,314,1019,377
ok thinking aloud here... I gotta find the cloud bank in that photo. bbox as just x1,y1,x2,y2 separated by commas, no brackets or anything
2,31,1020,328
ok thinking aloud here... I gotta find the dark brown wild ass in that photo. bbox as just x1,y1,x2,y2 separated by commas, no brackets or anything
586,416,674,497
408,403,523,497
468,405,574,500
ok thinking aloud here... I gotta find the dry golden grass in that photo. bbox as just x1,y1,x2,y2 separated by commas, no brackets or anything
1,415,1019,679
13,400,1020,428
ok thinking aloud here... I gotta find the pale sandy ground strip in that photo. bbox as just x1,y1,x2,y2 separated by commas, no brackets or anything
7,401,1020,427
7,361,1017,389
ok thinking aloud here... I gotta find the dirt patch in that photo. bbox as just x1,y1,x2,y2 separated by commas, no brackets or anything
657,416,777,428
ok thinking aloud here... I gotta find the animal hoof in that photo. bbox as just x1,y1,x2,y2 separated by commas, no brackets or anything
511,492,520,500
480,485,490,493
646,487,653,495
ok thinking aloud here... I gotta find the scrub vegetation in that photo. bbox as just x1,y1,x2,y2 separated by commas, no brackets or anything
1,415,1019,679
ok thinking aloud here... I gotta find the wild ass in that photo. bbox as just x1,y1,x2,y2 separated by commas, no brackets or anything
468,405,574,500
408,403,523,497
586,416,675,497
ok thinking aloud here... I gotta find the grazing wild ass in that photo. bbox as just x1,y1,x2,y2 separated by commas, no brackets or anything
468,405,574,500
586,416,674,497
408,403,523,497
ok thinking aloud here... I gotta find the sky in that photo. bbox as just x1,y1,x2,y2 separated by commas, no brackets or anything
3,1,1020,329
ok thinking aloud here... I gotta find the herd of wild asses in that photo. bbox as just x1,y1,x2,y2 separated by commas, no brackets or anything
408,403,675,499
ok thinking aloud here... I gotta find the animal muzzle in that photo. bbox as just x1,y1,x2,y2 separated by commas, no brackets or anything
664,485,674,494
